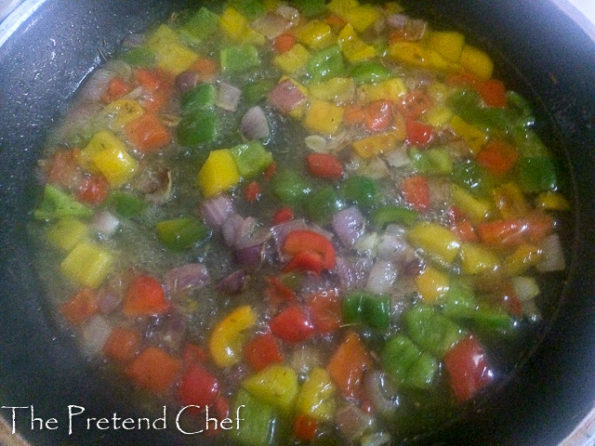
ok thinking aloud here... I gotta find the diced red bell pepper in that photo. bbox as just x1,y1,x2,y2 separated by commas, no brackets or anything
270,305,315,343
60,288,98,325
272,206,294,225
265,276,297,303
283,230,336,270
133,68,173,112
122,275,170,316
327,331,372,398
102,76,132,104
178,362,220,407
124,113,172,153
478,213,553,247
77,175,109,205
264,162,277,180
274,33,296,54
401,175,430,212
293,414,318,441
476,140,518,176
307,289,342,334
364,100,393,132
306,153,344,180
283,250,324,274
406,119,435,147
477,79,507,108
444,336,493,402
451,220,478,242
400,89,434,120
125,347,182,394
244,181,262,203
498,283,523,317
103,327,141,363
244,333,284,371
183,343,210,364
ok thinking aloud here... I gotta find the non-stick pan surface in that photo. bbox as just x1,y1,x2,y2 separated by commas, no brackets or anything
0,1,593,444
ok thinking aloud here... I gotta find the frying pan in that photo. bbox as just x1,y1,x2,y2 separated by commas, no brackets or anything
0,0,593,444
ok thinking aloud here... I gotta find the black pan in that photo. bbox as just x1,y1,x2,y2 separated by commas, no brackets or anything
0,0,593,444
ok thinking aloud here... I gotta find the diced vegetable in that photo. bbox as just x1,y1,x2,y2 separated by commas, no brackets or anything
107,191,147,218
338,23,377,63
177,109,219,146
306,187,345,224
343,176,378,209
60,288,98,325
120,47,156,67
303,99,345,135
122,274,170,316
181,7,220,41
352,131,403,159
125,113,171,152
296,20,334,50
197,149,241,198
428,31,465,62
460,45,493,80
452,159,493,198
274,43,311,74
156,217,210,251
343,291,391,329
60,241,114,289
372,205,418,227
103,327,140,362
451,184,492,224
125,347,182,393
221,44,261,72
242,364,299,412
416,266,449,303
327,331,372,398
272,169,313,206
230,389,279,446
516,157,558,193
296,367,336,421
34,185,92,221
219,7,265,45
209,305,257,368
459,243,500,275
407,222,461,265
449,115,488,154
244,333,283,371
404,305,465,357
181,83,216,113
307,45,345,82
231,141,274,178
47,217,89,251
443,336,493,401
270,305,315,342
382,334,438,389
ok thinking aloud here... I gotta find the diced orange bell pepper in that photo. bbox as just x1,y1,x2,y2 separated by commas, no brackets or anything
327,331,372,398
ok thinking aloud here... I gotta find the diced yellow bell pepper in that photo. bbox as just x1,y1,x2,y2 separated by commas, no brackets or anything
242,365,299,413
352,131,403,159
47,218,89,251
209,306,256,368
342,5,380,33
303,99,344,135
197,149,241,198
309,77,356,103
295,368,336,421
327,0,360,18
146,25,198,75
92,145,138,187
449,115,488,154
295,20,334,50
389,41,461,72
408,222,461,265
503,243,543,276
493,182,530,218
423,104,453,127
105,99,145,128
426,81,454,104
416,266,450,304
535,191,570,211
460,45,493,80
60,241,114,289
220,7,265,45
358,78,407,102
428,31,465,63
459,243,500,275
337,23,376,63
80,130,123,171
451,184,492,224
273,44,311,74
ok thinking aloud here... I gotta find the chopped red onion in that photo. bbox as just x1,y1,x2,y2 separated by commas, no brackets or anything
332,206,366,248
334,256,371,290
217,270,249,295
251,12,290,39
335,405,375,442
80,316,112,356
222,214,247,247
240,106,270,141
366,260,398,294
216,82,242,112
200,195,234,228
364,371,399,416
163,263,210,297
234,244,265,270
157,313,186,353
268,79,306,115
97,288,122,315
78,68,114,102
92,210,120,238
377,231,408,261
176,70,201,93
536,234,566,272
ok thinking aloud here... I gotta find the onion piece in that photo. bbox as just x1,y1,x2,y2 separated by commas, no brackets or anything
216,82,242,112
354,232,380,257
235,244,265,270
305,135,328,153
335,405,375,442
200,195,234,229
366,260,398,294
80,316,112,356
251,12,290,39
511,276,540,301
78,69,114,103
536,234,566,272
289,344,323,377
268,79,306,114
217,270,249,295
96,288,122,315
384,148,411,168
157,313,186,352
240,106,270,141
364,371,399,416
276,5,300,25
92,210,120,238
164,263,210,297
332,206,366,248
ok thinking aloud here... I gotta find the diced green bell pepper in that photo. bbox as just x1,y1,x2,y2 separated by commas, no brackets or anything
516,157,558,193
107,191,147,218
34,185,92,221
506,91,535,128
272,170,313,206
181,84,217,114
306,186,345,224
307,45,345,82
176,109,219,146
181,7,220,41
119,47,156,67
294,0,327,17
410,147,453,175
343,292,391,330
342,175,378,210
221,45,261,73
382,335,438,389
228,0,266,20
372,205,418,228
510,127,549,158
244,79,276,105
156,217,210,251
449,89,512,132
404,305,465,357
230,389,280,446
452,159,494,198
230,141,273,178
350,61,393,85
